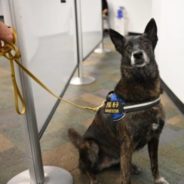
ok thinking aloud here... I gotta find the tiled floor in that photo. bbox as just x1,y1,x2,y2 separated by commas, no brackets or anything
0,37,184,184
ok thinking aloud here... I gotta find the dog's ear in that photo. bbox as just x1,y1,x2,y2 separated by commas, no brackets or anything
68,128,83,149
144,18,158,49
109,29,125,54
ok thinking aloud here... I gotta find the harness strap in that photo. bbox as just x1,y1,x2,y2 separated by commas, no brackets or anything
124,97,160,113
104,92,161,121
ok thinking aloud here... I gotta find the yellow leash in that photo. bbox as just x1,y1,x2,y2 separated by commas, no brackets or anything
0,30,104,115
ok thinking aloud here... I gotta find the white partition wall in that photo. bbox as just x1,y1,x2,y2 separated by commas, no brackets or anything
9,0,78,134
152,0,184,103
2,0,103,182
80,0,102,59
5,0,77,183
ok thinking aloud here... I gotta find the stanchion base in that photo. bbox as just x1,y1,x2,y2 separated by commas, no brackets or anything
94,48,111,54
70,76,95,85
7,166,73,184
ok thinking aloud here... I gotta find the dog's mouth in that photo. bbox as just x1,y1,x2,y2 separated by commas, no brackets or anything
132,59,147,68
122,61,148,69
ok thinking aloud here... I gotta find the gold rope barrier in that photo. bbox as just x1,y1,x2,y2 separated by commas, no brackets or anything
0,30,104,115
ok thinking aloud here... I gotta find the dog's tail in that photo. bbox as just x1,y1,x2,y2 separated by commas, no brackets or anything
68,128,83,149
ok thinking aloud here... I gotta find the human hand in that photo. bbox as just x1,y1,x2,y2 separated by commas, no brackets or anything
0,22,13,43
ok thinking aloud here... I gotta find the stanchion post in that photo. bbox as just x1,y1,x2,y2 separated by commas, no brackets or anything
7,1,73,184
7,1,45,183
70,0,95,85
7,73,45,184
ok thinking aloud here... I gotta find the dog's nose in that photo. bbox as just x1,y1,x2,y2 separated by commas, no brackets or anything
133,51,143,60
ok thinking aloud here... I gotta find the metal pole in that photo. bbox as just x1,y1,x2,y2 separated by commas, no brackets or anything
94,0,111,54
18,75,45,184
8,1,45,183
75,0,82,79
70,0,95,85
7,0,73,183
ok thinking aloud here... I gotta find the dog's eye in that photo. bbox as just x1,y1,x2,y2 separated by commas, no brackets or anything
144,40,150,44
143,40,151,49
125,45,132,53
144,43,151,50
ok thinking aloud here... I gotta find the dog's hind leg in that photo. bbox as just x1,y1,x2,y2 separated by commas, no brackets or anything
119,126,133,184
148,137,169,184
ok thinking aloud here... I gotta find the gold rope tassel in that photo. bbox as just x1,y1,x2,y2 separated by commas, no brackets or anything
0,30,104,115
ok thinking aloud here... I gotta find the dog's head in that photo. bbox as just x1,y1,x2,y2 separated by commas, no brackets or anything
110,18,158,70
68,128,99,174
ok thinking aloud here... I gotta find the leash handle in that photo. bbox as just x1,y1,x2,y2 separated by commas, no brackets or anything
10,60,26,114
0,30,26,114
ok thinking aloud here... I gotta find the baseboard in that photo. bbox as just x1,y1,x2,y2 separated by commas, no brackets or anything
161,79,184,114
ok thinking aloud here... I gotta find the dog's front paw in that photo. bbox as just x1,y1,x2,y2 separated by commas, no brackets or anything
155,177,170,184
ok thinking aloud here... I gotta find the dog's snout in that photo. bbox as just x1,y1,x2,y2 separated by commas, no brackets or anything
131,50,148,66
133,51,143,60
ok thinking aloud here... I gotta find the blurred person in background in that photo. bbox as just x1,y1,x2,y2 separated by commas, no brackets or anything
102,0,109,35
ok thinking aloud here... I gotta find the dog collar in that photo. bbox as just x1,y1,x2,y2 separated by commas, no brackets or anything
104,91,160,121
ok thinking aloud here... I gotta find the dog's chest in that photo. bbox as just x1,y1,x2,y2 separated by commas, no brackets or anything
125,110,164,150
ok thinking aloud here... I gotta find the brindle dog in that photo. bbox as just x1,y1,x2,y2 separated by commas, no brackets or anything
68,19,169,184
